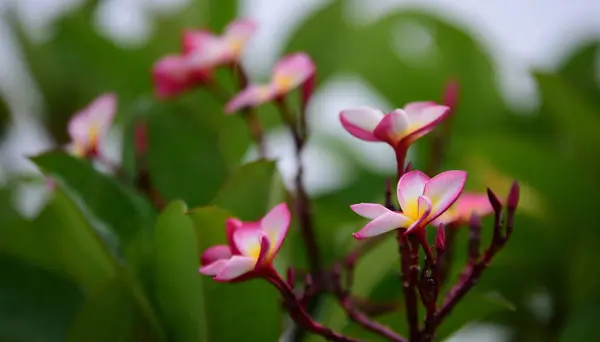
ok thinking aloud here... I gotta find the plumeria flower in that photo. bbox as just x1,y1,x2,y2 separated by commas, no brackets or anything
432,192,493,226
225,53,316,113
67,94,117,158
152,54,211,98
199,203,290,282
351,170,466,239
183,19,256,71
339,102,450,150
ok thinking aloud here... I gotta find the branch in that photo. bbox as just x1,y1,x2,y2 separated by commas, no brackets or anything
265,268,362,342
434,186,518,326
332,266,407,342
275,97,323,285
398,231,420,341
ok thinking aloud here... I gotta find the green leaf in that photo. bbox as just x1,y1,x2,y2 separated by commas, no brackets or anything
211,160,278,220
154,201,207,342
147,104,229,208
558,41,600,109
0,254,83,342
68,277,138,342
31,152,156,252
0,186,116,293
189,206,281,342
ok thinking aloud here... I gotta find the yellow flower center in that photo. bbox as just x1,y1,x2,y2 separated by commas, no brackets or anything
274,74,294,92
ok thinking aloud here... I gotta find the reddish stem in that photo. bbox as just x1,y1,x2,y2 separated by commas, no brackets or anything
275,98,323,286
398,230,420,341
332,266,407,342
264,268,361,342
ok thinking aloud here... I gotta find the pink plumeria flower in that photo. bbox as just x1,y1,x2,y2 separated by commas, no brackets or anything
183,19,256,71
432,192,493,226
339,102,450,150
67,94,116,158
225,53,316,113
199,203,290,282
351,170,466,239
152,54,211,98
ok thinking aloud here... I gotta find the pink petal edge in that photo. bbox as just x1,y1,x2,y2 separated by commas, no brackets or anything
422,170,467,224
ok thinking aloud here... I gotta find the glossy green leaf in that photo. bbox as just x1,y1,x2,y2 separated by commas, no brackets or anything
211,160,279,220
0,254,83,342
189,206,281,342
68,277,137,342
147,104,229,208
0,186,116,293
154,201,207,342
31,152,156,252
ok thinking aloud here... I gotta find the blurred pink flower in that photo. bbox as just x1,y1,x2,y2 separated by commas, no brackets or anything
183,19,256,70
351,170,466,238
431,193,493,227
225,53,316,113
152,54,211,99
67,94,116,158
199,203,290,282
340,102,450,150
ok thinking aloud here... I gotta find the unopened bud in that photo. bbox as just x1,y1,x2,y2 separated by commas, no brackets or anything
507,181,520,210
486,188,503,213
443,79,459,110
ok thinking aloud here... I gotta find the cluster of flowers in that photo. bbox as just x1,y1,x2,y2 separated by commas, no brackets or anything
63,18,515,342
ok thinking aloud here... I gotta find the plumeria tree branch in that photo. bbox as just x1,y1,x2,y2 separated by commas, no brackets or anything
275,95,323,286
331,265,408,342
434,183,520,328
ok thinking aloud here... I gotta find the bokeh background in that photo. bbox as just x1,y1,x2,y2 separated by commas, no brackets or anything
1,0,600,341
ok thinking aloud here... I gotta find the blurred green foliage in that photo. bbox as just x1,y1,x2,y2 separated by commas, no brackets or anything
0,0,599,341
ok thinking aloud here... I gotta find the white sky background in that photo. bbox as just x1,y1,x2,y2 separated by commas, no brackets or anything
0,0,594,339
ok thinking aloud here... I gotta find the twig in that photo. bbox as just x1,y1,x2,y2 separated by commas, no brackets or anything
438,224,457,285
265,268,362,342
398,231,420,341
434,187,515,326
331,266,408,342
275,97,323,286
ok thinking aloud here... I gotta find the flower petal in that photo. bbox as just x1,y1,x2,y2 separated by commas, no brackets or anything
353,212,413,240
455,193,493,222
423,170,467,224
223,19,257,58
260,203,290,257
182,30,217,55
373,109,410,144
403,103,449,144
182,30,230,70
397,170,430,217
200,245,232,266
152,55,202,98
233,225,263,258
68,94,117,151
256,234,271,267
214,255,256,281
225,218,243,254
350,203,391,219
339,107,384,141
405,195,432,235
199,259,228,276
225,84,277,113
271,53,316,95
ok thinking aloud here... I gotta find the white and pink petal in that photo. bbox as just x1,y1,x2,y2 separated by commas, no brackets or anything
353,212,413,240
260,202,290,256
422,170,467,223
397,170,430,215
214,256,257,281
350,203,391,219
339,107,384,141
